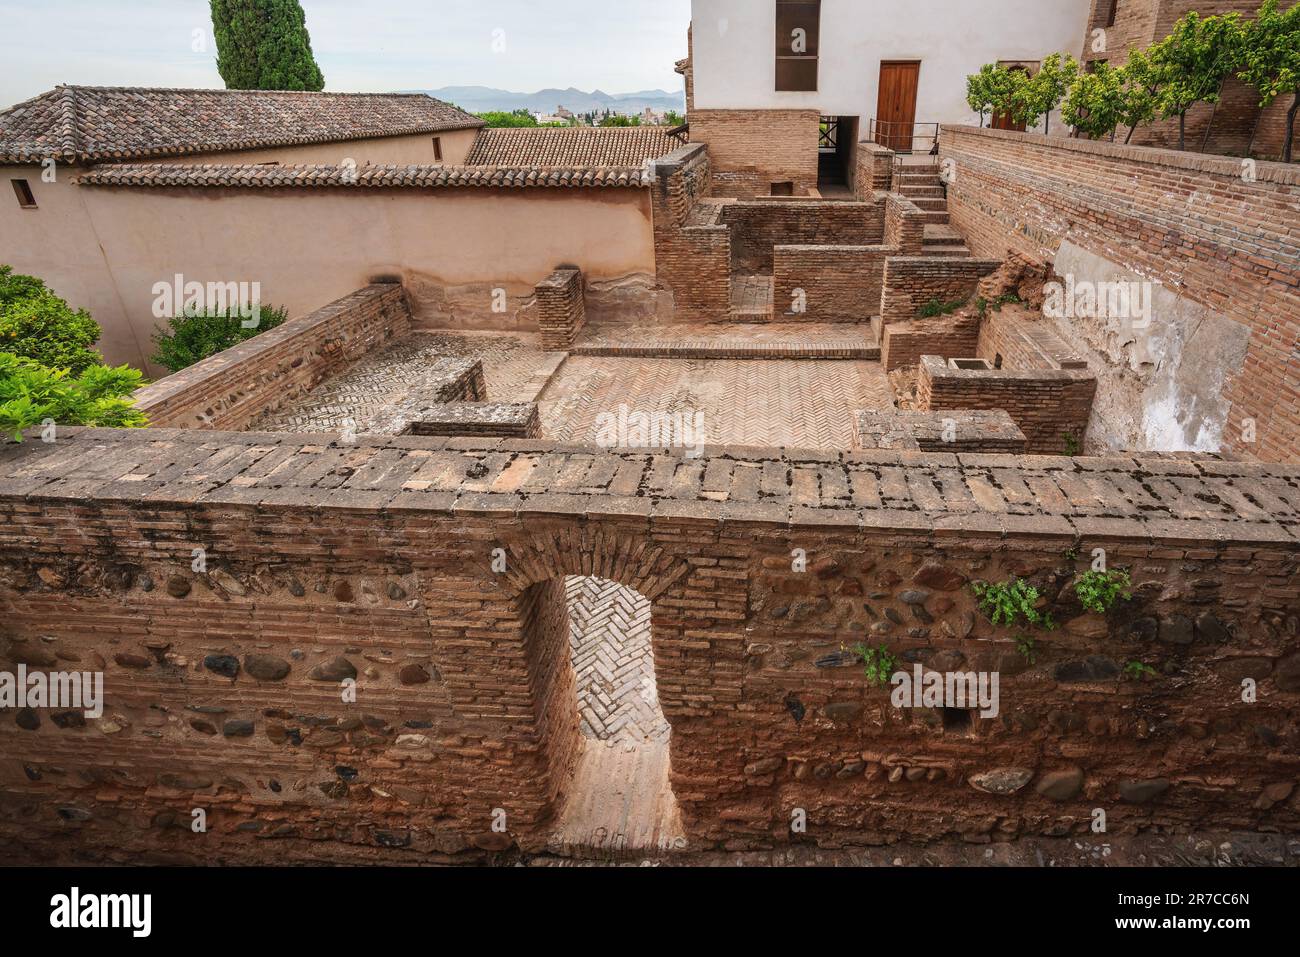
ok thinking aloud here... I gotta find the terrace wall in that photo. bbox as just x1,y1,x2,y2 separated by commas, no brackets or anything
772,245,894,323
0,430,1297,863
880,257,1002,324
132,284,411,431
722,199,885,274
650,145,733,323
881,313,982,372
941,125,1300,462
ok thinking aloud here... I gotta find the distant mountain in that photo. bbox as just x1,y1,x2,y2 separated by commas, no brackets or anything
406,86,685,116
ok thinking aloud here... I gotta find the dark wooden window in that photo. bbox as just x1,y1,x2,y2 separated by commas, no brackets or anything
11,179,36,208
432,136,443,161
775,0,820,92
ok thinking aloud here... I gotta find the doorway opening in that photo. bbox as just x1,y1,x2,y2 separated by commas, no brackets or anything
550,575,685,857
818,115,858,196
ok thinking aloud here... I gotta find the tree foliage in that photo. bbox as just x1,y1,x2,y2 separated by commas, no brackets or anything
210,0,325,91
151,304,290,374
1014,53,1079,133
1236,0,1300,161
1149,12,1245,149
0,266,103,374
1062,62,1127,140
0,353,146,441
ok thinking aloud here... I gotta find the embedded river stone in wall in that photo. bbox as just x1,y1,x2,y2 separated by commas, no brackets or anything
823,702,864,723
223,720,255,737
1119,779,1171,804
1160,615,1195,645
398,664,431,685
309,656,357,682
1214,658,1273,682
166,576,191,598
1053,656,1120,683
244,655,291,681
1035,768,1085,801
114,653,151,669
969,768,1033,795
1195,614,1232,644
911,563,967,592
1272,654,1300,692
203,654,240,678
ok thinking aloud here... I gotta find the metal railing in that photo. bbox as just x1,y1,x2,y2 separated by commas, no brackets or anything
867,119,941,155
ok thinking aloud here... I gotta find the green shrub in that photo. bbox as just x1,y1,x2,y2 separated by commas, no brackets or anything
1123,660,1158,681
971,578,1056,631
0,266,104,375
1074,569,1133,614
0,352,146,440
918,297,968,318
849,642,899,688
150,305,290,373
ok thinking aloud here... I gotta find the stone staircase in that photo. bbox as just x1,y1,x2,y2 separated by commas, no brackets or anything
895,163,973,258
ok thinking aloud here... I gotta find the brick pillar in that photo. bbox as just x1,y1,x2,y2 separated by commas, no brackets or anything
857,141,895,198
535,268,585,351
884,194,926,255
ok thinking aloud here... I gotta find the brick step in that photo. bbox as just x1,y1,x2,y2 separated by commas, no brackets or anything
922,224,966,246
909,197,949,211
920,244,972,258
571,338,880,361
900,185,945,198
921,210,951,225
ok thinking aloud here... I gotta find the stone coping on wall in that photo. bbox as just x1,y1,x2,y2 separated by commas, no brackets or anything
942,125,1300,186
855,409,1027,453
3,428,1297,546
78,163,655,189
919,353,1094,386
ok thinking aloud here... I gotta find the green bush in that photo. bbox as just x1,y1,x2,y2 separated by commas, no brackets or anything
0,266,104,374
0,352,146,440
1074,569,1133,614
849,642,899,688
150,305,290,373
918,297,968,318
971,578,1056,631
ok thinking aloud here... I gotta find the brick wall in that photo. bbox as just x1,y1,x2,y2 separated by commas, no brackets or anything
132,284,411,431
855,409,1028,453
941,125,1300,462
1,429,1297,862
688,109,821,198
857,142,895,197
883,194,927,255
651,145,732,322
978,309,1089,372
772,245,896,323
535,268,586,350
918,354,1099,454
881,313,982,372
722,199,885,275
880,257,1002,324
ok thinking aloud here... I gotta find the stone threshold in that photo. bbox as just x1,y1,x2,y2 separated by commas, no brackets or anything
571,340,880,360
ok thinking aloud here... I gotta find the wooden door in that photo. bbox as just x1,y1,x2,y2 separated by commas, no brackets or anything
876,61,920,152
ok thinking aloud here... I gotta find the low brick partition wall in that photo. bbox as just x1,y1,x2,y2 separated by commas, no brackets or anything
687,108,821,198
722,198,885,274
881,313,981,372
772,244,895,322
883,194,927,256
535,269,586,351
407,403,541,439
132,284,411,430
855,409,1027,452
918,354,1098,455
880,257,1002,324
856,141,895,197
0,429,1296,863
651,145,732,322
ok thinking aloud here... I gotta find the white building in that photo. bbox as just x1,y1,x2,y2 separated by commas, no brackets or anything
684,0,1091,195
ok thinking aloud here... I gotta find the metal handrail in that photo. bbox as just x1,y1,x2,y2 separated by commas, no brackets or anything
868,119,941,155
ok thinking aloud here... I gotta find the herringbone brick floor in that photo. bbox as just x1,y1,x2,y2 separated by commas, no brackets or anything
539,357,892,450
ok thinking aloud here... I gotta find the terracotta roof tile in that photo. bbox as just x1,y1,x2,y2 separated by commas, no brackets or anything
0,85,483,164
465,127,677,167
76,162,653,189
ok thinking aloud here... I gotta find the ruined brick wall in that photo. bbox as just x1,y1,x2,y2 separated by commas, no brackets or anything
978,309,1090,372
941,125,1300,462
880,257,1003,324
857,142,895,198
2,430,1297,863
535,269,586,350
772,245,894,323
881,314,982,372
722,199,886,275
651,146,732,323
883,195,927,256
132,284,411,431
918,355,1099,454
688,109,821,198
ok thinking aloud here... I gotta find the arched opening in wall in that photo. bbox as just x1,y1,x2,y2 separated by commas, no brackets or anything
549,575,685,857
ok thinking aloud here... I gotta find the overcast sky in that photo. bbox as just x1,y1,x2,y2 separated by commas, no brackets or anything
0,0,692,107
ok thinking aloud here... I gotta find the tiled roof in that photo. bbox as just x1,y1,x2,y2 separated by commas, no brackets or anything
465,127,677,167
76,162,653,189
0,85,484,164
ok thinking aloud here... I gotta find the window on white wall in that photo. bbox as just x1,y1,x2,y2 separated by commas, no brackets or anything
776,0,820,92
11,179,36,209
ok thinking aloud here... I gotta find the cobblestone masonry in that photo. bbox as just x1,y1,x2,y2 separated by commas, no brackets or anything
0,429,1296,863
941,125,1300,463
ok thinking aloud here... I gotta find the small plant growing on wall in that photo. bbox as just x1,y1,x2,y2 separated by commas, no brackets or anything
1123,660,1158,681
918,297,968,318
1062,432,1081,456
1074,569,1133,614
848,642,898,689
971,578,1056,631
1015,634,1037,665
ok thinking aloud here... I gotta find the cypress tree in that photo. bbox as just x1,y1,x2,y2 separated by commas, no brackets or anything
211,0,325,92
